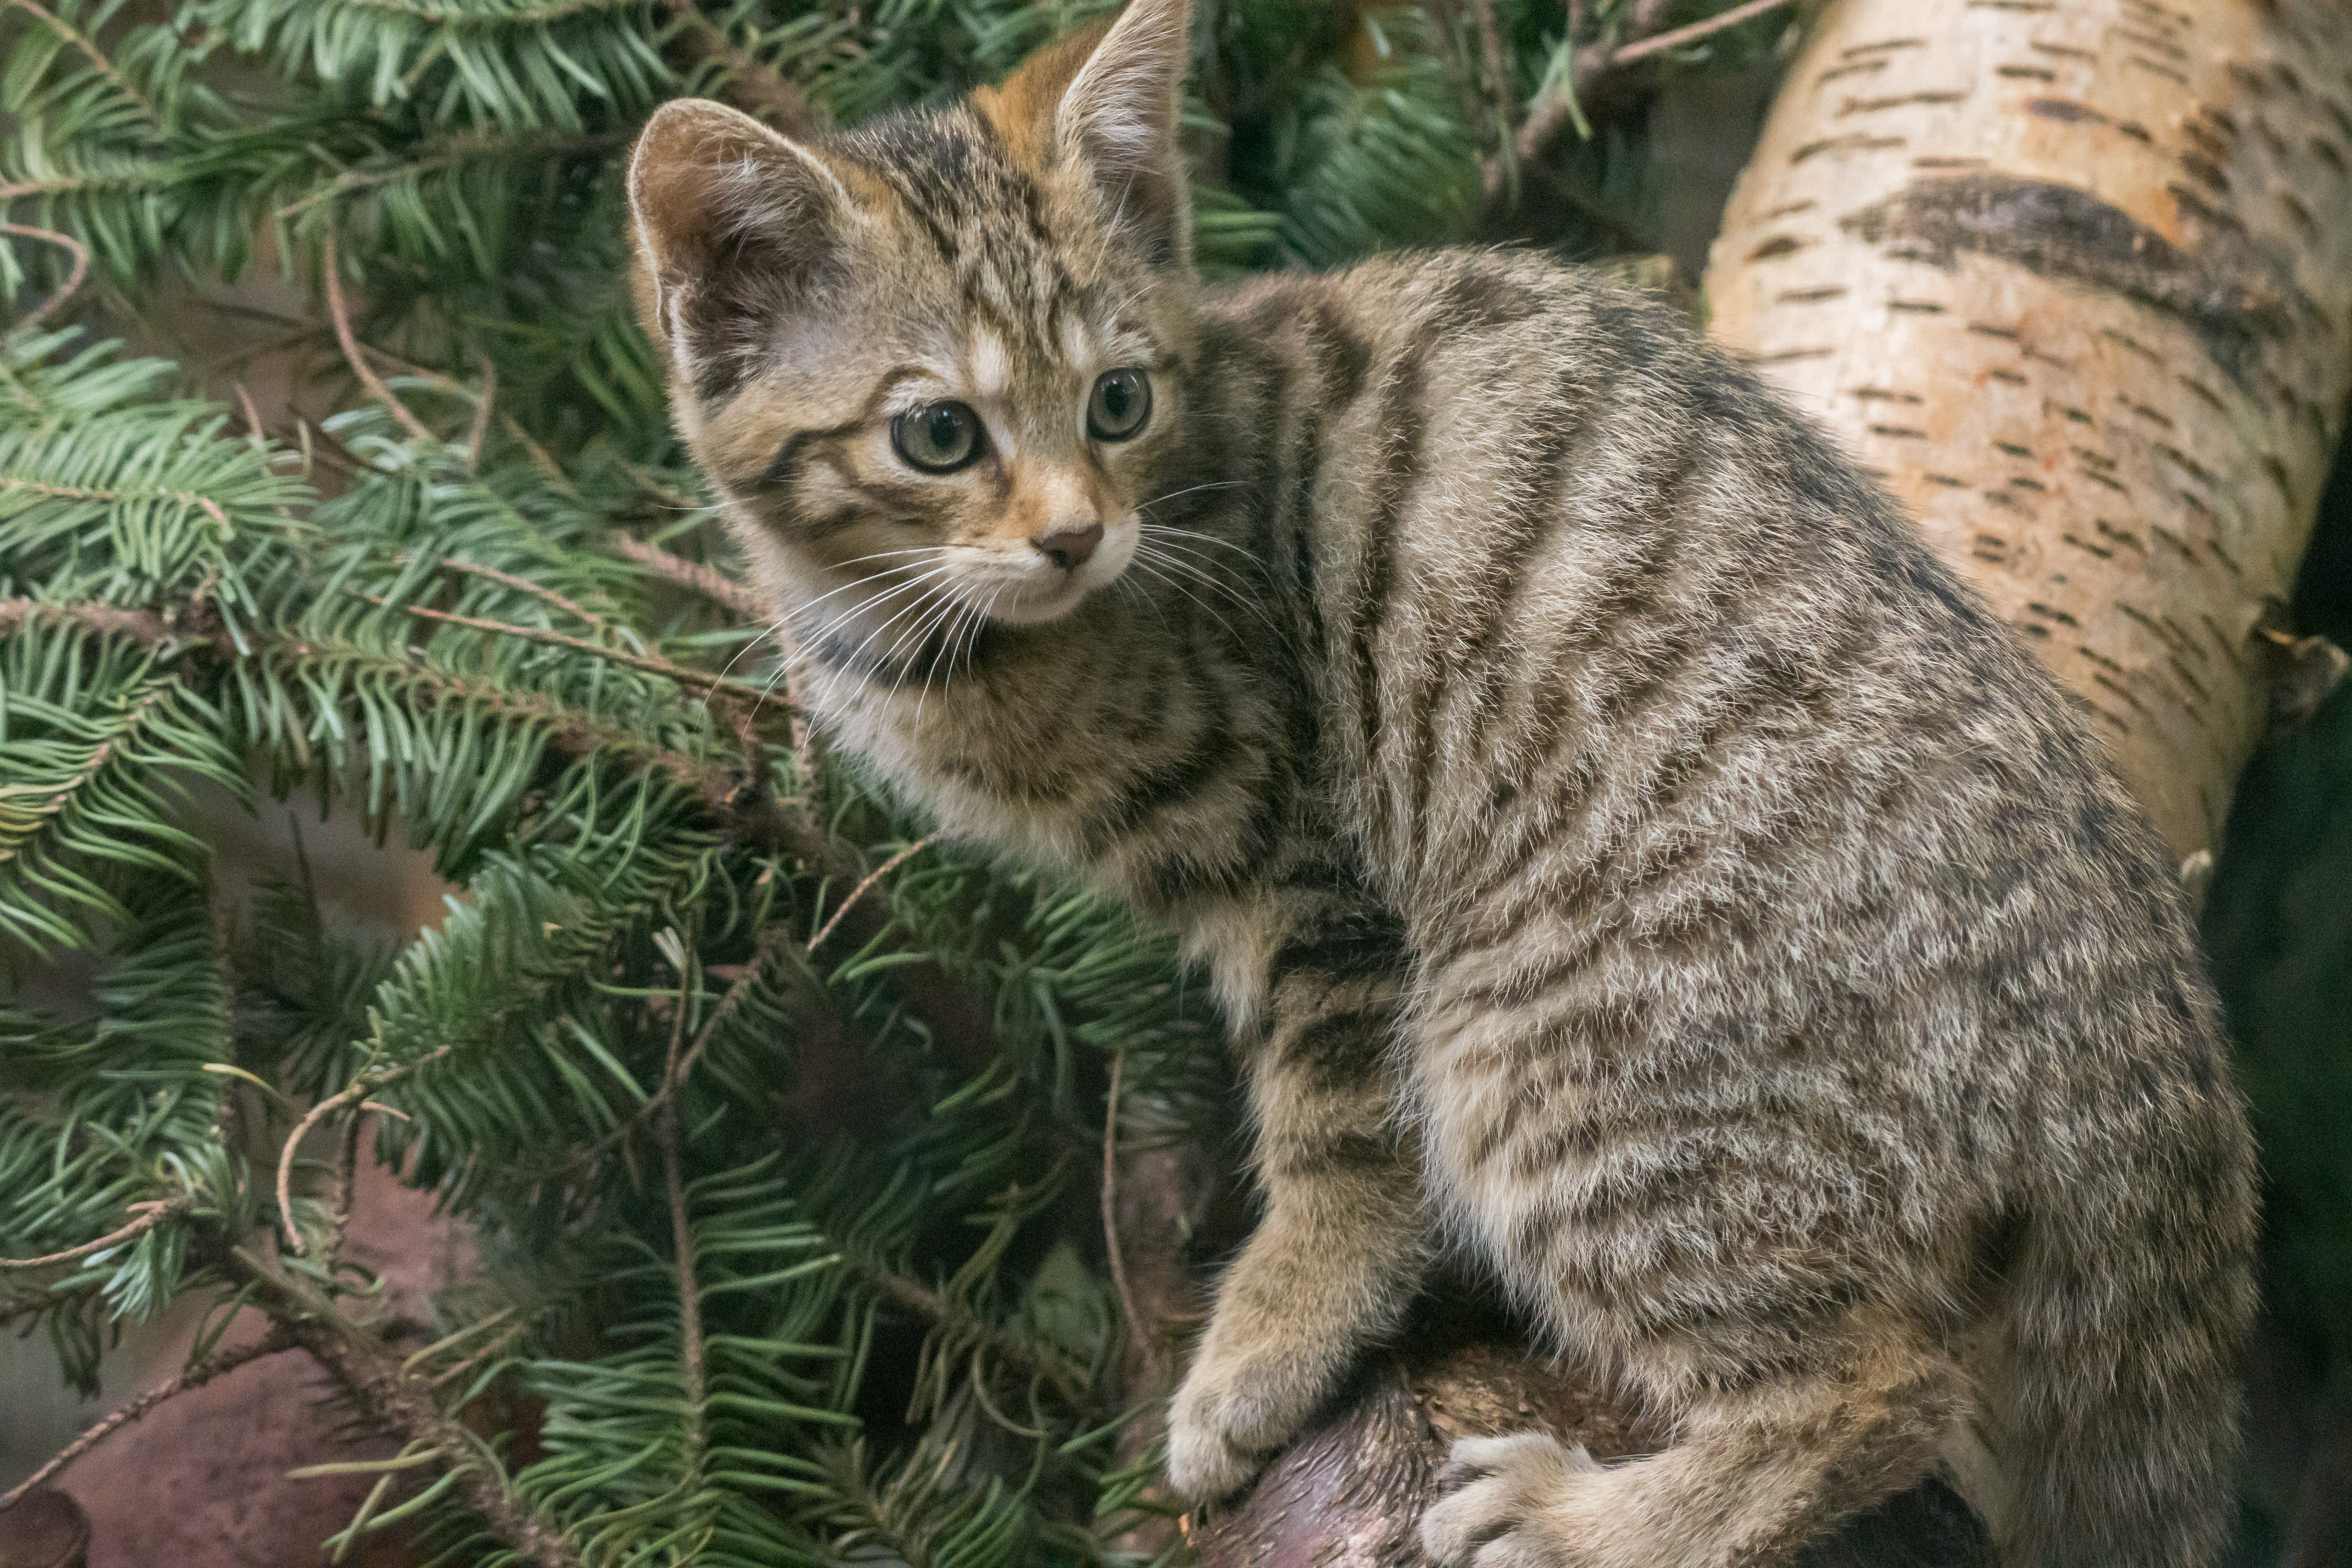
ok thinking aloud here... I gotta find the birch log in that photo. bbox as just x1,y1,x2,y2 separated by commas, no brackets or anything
1704,0,2352,859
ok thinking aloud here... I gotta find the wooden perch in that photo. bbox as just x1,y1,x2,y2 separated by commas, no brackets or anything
1704,0,2352,858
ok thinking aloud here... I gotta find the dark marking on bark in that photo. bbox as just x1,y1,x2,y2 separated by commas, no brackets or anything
1839,174,2299,390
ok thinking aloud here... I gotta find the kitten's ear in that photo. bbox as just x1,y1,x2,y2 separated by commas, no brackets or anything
628,98,849,401
995,0,1193,269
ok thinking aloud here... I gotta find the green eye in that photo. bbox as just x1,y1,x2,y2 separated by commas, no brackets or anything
892,401,984,472
1086,367,1151,441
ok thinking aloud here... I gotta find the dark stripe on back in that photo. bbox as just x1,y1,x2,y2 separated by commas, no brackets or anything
1350,352,1430,833
1408,366,1590,831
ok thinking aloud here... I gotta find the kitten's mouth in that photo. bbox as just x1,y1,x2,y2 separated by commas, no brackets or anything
982,518,1137,626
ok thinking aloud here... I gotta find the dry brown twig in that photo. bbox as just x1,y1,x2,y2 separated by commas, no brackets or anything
657,947,710,1478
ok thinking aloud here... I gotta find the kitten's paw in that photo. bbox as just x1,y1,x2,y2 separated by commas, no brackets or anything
1163,1341,1332,1502
1420,1431,1605,1566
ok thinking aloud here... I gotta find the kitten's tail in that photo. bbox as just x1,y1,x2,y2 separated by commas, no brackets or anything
1992,1169,2255,1568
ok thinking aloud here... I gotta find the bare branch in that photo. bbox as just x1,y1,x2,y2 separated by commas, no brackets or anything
657,949,708,1477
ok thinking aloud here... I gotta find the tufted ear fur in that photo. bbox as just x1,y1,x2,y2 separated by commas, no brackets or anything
627,98,850,402
982,0,1193,269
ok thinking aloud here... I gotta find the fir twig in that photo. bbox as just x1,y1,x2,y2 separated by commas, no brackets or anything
0,221,92,326
407,554,604,629
1612,0,1800,66
236,1250,583,1568
663,3,816,133
463,351,497,471
0,0,157,124
0,597,181,645
0,1328,297,1510
0,1198,191,1272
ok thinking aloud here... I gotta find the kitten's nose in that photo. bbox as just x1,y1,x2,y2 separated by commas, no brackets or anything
1032,522,1103,571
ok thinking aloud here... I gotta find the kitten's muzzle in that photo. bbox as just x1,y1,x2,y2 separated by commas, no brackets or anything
1033,521,1103,571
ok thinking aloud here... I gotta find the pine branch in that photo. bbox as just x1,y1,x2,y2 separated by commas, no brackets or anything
663,4,816,134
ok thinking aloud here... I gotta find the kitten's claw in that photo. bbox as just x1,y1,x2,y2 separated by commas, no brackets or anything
1421,1430,1605,1566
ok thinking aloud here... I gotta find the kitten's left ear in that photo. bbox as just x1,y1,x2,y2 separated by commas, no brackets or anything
989,0,1193,269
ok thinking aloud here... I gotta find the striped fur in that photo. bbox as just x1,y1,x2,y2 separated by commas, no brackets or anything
628,4,2258,1562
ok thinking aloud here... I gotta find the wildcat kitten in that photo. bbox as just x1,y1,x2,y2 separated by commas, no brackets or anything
624,2,2258,1562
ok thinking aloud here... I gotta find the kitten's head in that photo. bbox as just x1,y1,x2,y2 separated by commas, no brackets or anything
628,0,1195,638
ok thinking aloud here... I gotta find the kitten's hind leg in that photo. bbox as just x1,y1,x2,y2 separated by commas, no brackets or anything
1166,922,1432,1502
1419,1320,1964,1568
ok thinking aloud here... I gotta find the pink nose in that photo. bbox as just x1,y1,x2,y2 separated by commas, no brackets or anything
1032,522,1103,571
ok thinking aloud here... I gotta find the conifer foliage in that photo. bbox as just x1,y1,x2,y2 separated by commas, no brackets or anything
0,2,1796,1562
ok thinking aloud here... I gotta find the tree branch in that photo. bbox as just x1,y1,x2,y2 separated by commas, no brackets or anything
806,835,935,952
225,1243,583,1568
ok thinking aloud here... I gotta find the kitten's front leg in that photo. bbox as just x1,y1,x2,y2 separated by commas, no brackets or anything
1167,946,1430,1503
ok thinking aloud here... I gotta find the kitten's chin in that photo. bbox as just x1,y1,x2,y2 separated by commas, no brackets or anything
985,570,1117,625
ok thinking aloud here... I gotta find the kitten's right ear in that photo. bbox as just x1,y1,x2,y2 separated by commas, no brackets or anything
628,98,849,402
983,0,1193,270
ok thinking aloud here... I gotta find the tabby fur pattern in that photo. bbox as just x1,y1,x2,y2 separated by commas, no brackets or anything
626,3,2258,1562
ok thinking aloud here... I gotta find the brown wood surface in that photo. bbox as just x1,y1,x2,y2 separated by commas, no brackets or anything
1704,0,2352,858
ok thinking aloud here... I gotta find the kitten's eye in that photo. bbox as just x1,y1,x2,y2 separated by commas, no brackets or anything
1087,368,1151,441
892,401,985,473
